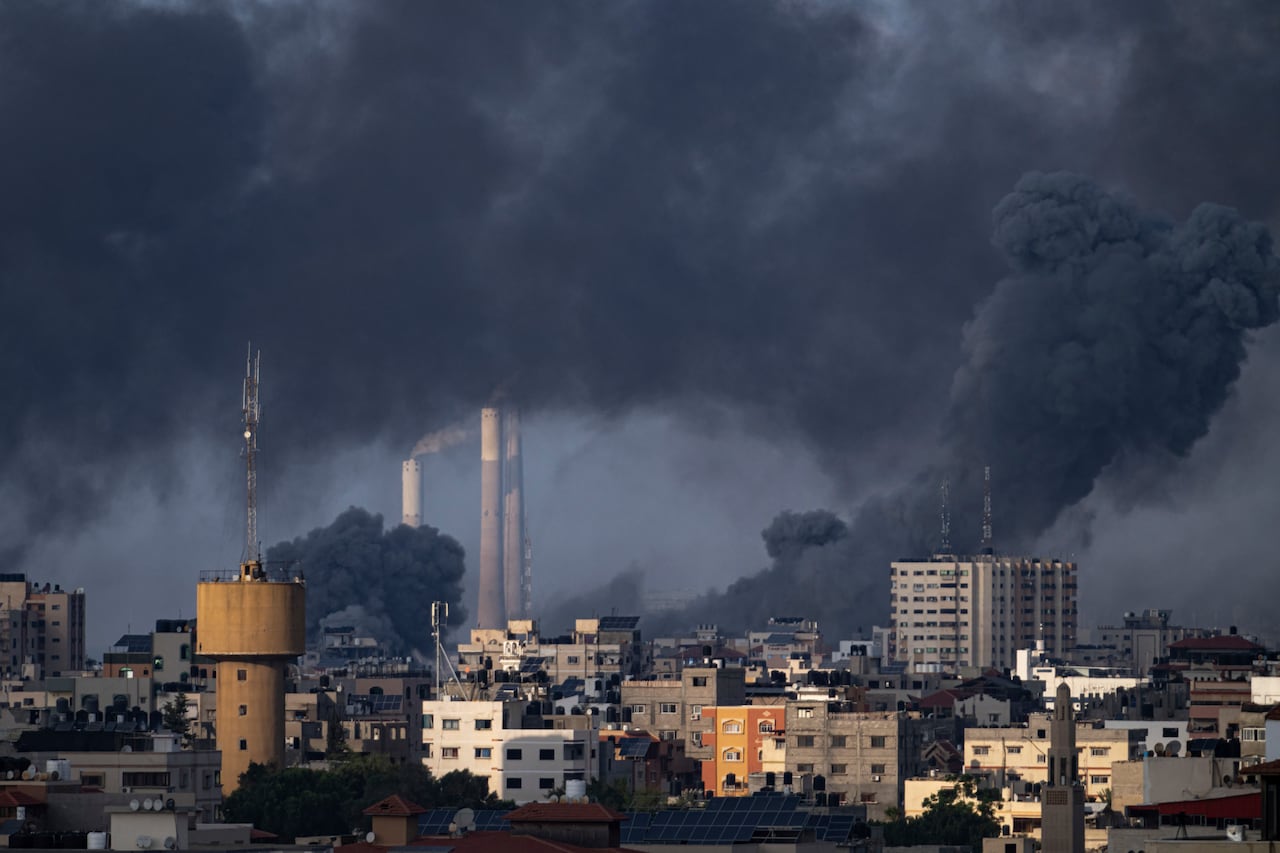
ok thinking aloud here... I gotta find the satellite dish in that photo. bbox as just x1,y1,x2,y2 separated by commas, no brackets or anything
1224,775,1234,787
1153,743,1166,757
130,800,141,812
121,745,133,753
1166,740,1181,757
49,771,60,780
163,839,176,850
136,836,152,849
5,771,12,780
365,832,376,843
453,808,475,832
153,800,164,812
143,798,154,811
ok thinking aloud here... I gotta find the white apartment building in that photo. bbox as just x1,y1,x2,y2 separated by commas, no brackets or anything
889,555,1077,672
421,698,596,804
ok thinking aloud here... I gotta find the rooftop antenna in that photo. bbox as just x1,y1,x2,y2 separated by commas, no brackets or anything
243,344,261,563
432,602,466,698
981,465,993,555
939,479,952,555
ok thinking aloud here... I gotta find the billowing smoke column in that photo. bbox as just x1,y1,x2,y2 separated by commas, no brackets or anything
265,506,467,654
401,459,422,528
501,407,528,622
654,173,1280,636
477,407,504,628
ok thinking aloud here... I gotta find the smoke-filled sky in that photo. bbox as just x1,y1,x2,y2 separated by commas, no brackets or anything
3,1,1280,654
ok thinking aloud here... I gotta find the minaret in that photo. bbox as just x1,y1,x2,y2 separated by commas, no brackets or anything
477,407,504,627
1041,682,1085,853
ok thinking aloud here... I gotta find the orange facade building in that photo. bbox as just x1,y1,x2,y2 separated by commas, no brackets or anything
699,706,785,796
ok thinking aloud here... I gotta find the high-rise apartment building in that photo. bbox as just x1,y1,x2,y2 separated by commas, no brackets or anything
0,574,86,677
889,556,1077,673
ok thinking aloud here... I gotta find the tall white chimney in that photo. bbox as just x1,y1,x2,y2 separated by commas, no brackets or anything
477,408,504,628
401,459,423,528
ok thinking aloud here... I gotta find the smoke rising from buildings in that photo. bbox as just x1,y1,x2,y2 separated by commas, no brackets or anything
410,425,470,459
265,507,468,654
3,2,1280,639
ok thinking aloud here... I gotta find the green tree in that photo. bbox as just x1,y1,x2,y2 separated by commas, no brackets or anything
160,692,193,748
878,776,1000,849
223,758,512,841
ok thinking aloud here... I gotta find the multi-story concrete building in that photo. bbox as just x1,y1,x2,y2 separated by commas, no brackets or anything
782,699,959,820
699,705,784,796
964,715,1141,800
0,575,86,678
889,555,1077,672
420,698,596,804
621,666,746,761
1075,610,1191,675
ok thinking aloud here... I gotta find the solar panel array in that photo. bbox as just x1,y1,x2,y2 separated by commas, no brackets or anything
414,797,866,846
616,738,651,758
598,616,640,631
346,694,403,714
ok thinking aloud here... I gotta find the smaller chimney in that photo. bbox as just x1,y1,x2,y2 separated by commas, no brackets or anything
401,459,423,528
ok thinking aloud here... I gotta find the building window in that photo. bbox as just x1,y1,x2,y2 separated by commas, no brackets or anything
474,748,491,759
691,677,707,687
830,735,846,747
660,730,677,742
760,720,775,733
869,736,886,748
690,705,702,721
539,778,555,789
660,703,677,714
1163,727,1180,738
1007,746,1021,754
238,739,247,751
122,772,171,788
539,748,555,760
797,707,814,719
692,732,703,747
422,714,434,729
871,763,887,774
1090,747,1110,757
630,704,647,714
507,778,522,789
723,720,743,734
723,749,742,762
796,763,814,772
566,656,580,664
796,735,816,748
442,719,460,730
1037,755,1047,764
831,764,847,775
475,719,492,730
973,746,990,756
507,748,523,760
441,747,459,759
1091,775,1109,785
236,669,247,681
238,705,247,716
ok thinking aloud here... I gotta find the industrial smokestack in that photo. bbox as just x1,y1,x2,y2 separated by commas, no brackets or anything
502,407,525,621
401,459,423,528
477,407,504,628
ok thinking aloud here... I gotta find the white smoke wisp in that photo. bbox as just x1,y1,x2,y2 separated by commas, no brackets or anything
410,423,470,458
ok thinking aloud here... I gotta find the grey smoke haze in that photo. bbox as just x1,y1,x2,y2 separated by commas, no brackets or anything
3,2,1280,648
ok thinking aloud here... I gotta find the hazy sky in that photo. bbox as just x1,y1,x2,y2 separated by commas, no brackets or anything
2,1,1278,654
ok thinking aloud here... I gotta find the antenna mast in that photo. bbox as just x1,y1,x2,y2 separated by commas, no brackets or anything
939,479,952,555
981,465,993,554
243,345,261,563
432,601,465,698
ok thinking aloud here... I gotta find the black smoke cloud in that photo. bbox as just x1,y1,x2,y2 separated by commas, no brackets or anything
265,508,467,654
667,175,1280,635
2,3,1280,634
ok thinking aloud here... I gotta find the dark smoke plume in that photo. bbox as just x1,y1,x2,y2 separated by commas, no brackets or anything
266,508,468,654
666,174,1280,636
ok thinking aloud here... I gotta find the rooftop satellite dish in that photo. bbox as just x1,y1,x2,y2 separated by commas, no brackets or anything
365,832,376,843
5,771,12,780
453,808,475,832
1166,739,1182,757
130,800,140,812
121,745,133,753
22,767,35,780
153,799,164,812
143,798,154,811
136,836,152,849
163,839,176,850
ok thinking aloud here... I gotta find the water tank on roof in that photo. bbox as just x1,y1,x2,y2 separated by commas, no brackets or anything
565,779,587,801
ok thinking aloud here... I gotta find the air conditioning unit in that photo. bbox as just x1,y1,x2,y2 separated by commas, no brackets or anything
871,775,881,782
1226,824,1245,842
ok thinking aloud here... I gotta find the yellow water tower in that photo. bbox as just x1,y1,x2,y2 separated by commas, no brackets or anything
196,559,305,790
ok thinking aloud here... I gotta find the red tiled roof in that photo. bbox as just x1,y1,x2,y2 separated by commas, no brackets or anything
362,794,427,817
1168,635,1264,651
249,829,278,840
0,791,43,807
1244,758,1280,775
504,802,627,824
1128,791,1260,821
919,688,971,709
